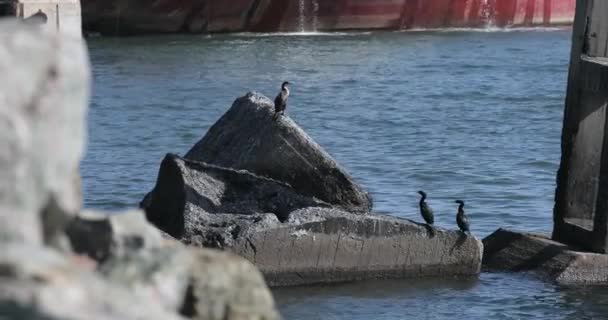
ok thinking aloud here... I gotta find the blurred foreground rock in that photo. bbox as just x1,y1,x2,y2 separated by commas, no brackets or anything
0,19,88,249
0,19,280,320
66,209,174,262
0,244,184,320
143,92,484,286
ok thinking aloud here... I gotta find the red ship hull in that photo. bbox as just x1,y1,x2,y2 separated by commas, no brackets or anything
81,0,576,35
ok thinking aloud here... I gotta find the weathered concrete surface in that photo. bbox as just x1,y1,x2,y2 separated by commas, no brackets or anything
0,19,89,248
553,0,608,253
143,153,330,238
154,204,483,286
184,92,372,213
245,210,483,286
483,229,608,284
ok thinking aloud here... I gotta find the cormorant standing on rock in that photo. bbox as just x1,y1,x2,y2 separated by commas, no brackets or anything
274,81,290,119
455,200,470,234
417,191,434,225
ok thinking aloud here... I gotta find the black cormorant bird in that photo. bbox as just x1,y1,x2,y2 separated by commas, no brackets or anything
274,81,290,119
455,200,470,234
417,191,434,225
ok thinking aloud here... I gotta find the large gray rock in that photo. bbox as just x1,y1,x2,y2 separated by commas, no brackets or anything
483,229,608,284
143,153,329,238
159,204,483,286
0,244,185,320
0,19,89,247
101,247,280,320
184,92,372,213
143,93,483,286
242,209,483,286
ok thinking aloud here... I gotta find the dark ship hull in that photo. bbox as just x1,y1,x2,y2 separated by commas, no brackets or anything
81,0,576,35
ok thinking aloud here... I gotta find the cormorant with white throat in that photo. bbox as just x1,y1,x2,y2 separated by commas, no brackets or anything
455,200,470,234
417,191,434,225
274,81,290,119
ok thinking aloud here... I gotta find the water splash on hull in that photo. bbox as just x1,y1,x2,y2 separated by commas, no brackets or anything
297,0,319,33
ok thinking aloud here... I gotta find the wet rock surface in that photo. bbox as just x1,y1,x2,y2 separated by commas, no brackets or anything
483,229,608,284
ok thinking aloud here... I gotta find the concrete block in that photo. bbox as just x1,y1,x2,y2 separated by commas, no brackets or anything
483,229,608,284
553,0,608,253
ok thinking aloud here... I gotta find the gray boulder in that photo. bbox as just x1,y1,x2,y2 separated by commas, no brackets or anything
0,244,185,320
150,204,483,286
100,246,280,320
142,92,484,286
143,153,329,238
0,19,89,248
184,92,372,213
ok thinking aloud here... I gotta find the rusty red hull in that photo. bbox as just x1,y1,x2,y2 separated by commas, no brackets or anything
81,0,575,35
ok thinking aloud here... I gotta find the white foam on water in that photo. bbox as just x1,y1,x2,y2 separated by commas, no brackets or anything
400,26,570,33
229,31,372,37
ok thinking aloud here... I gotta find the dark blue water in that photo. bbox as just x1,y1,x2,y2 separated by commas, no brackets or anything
84,29,608,319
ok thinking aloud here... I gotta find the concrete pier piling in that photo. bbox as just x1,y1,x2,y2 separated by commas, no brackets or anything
553,0,608,254
484,0,608,283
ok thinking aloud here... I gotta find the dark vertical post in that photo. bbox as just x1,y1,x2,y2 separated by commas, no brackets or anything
553,0,608,253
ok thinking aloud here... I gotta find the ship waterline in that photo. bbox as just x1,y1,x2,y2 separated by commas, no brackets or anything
82,0,575,35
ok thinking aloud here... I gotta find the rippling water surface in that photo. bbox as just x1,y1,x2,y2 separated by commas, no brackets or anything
84,29,608,319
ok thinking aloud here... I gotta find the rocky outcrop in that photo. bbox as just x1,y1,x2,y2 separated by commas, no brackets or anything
0,20,280,320
0,19,89,249
483,229,608,284
143,92,484,286
184,92,372,213
145,198,483,286
143,153,329,238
